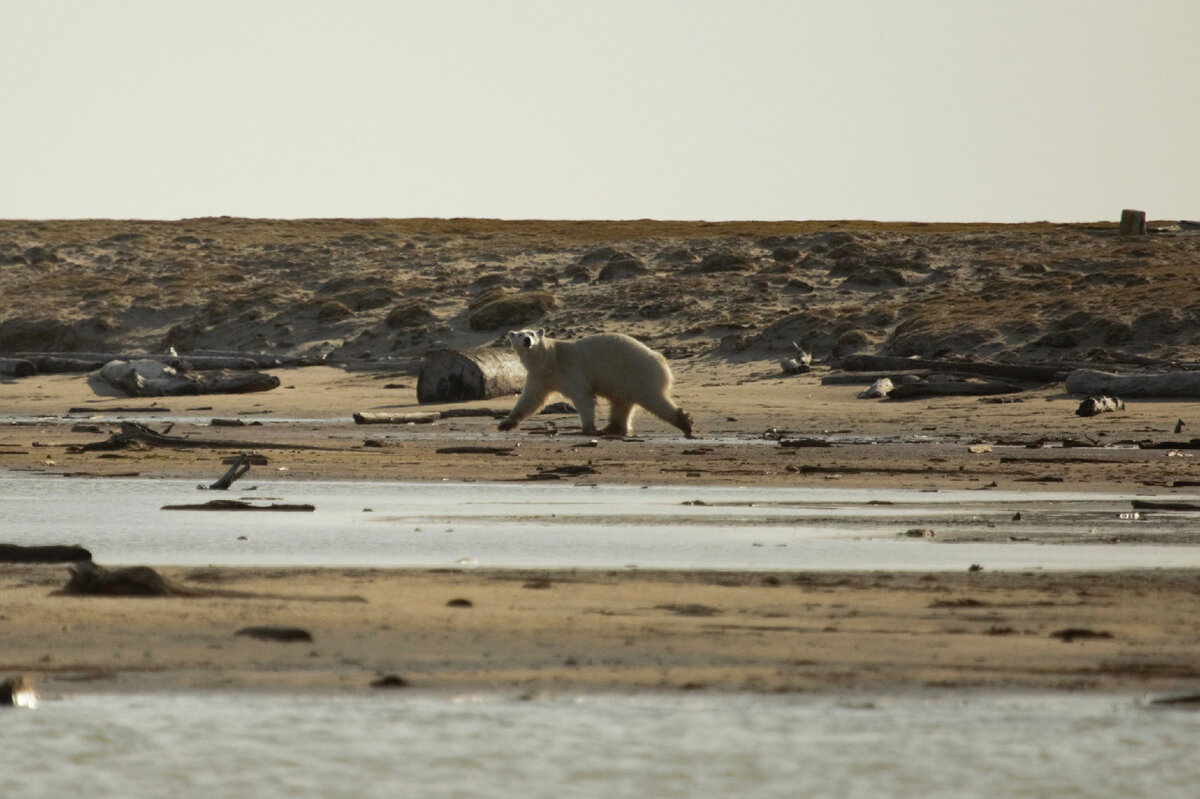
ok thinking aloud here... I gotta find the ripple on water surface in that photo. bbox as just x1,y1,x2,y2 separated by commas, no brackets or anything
3,692,1199,799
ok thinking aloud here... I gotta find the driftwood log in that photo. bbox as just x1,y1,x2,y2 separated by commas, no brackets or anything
835,354,1064,383
0,543,92,563
1066,369,1200,398
184,350,319,368
353,411,441,425
207,452,252,490
340,356,424,374
7,350,316,371
72,421,345,452
887,379,1023,400
417,348,525,404
0,358,35,377
98,360,281,397
162,499,315,511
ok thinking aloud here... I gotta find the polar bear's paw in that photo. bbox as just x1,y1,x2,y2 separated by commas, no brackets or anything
676,409,695,438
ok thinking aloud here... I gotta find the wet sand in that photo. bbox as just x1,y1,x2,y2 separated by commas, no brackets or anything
5,364,1200,493
4,366,1200,695
5,565,1200,695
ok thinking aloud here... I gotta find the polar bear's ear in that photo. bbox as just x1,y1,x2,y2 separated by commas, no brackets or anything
536,328,546,340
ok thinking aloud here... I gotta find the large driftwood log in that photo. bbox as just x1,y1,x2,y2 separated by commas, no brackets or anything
1066,369,1200,398
0,358,35,377
835,354,1064,383
99,360,280,397
417,348,526,404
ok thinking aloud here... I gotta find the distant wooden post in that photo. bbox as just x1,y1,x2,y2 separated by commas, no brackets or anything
1119,209,1146,236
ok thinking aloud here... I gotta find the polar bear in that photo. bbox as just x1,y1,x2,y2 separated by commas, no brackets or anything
498,328,694,438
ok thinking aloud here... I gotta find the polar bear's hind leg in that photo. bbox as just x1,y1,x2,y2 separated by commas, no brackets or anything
639,393,695,438
601,398,635,436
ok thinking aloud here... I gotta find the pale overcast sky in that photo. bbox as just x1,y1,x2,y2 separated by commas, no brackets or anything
2,1,1196,222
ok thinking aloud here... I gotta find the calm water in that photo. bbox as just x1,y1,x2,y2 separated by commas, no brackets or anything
2,691,1197,799
4,472,1200,570
6,471,1200,797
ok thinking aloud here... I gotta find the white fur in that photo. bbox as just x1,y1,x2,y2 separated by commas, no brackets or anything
498,328,694,437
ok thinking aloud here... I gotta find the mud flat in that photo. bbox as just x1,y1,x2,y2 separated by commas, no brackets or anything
3,564,1200,695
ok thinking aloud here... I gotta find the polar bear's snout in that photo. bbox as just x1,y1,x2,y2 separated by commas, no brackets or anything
507,329,539,350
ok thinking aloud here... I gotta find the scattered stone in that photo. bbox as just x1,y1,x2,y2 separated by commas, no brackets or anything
236,626,313,643
371,674,410,689
597,258,650,282
1076,395,1125,417
0,675,38,709
858,377,893,399
656,603,722,617
468,291,556,331
446,598,474,608
1050,628,1114,643
929,598,987,608
59,563,180,596
902,528,936,538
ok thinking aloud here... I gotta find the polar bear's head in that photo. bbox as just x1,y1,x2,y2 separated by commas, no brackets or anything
507,328,549,367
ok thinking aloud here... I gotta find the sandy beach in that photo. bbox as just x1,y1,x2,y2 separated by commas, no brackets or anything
4,218,1200,697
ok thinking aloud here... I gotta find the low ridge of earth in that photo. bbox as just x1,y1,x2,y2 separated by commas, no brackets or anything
3,218,1199,366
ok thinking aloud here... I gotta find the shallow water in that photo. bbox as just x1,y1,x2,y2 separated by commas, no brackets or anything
5,473,1200,570
3,691,1197,799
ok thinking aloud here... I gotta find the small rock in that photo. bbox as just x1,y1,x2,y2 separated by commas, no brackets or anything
0,675,38,709
858,377,893,399
1076,396,1125,417
370,674,410,689
235,626,313,643
1050,628,1114,643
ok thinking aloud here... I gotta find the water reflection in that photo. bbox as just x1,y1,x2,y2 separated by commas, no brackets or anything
4,473,1200,570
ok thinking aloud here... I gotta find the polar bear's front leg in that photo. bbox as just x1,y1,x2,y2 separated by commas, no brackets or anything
560,377,598,435
498,384,550,431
